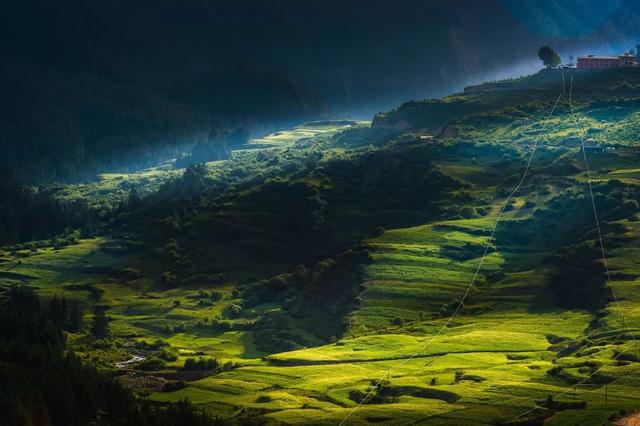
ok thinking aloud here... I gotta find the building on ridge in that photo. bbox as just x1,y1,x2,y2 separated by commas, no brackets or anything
576,52,637,69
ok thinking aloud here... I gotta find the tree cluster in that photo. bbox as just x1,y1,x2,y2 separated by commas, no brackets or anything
0,167,68,245
47,295,83,333
0,285,222,426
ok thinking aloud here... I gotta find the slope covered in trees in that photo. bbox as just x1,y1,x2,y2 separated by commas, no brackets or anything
5,0,640,182
3,69,640,424
0,285,221,426
0,167,68,245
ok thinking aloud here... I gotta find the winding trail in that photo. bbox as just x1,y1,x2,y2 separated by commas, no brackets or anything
115,355,145,369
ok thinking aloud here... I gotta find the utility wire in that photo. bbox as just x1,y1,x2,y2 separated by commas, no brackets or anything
511,74,638,422
570,75,636,343
513,345,633,420
338,93,562,426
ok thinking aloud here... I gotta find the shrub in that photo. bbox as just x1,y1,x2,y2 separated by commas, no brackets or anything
161,271,177,287
294,264,307,277
506,354,529,360
227,304,242,318
162,381,186,392
159,347,178,362
459,374,485,382
135,339,167,350
222,361,238,371
460,206,477,218
182,357,220,371
546,366,578,384
390,317,404,327
616,351,640,363
138,356,166,371
120,268,143,280
182,358,198,370
446,204,461,217
348,389,367,403
372,226,386,237
211,319,232,331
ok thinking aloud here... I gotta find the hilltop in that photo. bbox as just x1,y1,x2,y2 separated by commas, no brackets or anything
3,68,640,425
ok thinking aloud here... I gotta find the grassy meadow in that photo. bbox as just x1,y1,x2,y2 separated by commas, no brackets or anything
4,70,640,425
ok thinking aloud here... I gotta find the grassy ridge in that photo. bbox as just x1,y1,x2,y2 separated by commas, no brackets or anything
4,70,640,424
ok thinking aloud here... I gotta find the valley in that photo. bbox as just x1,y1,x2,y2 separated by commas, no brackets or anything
3,69,640,425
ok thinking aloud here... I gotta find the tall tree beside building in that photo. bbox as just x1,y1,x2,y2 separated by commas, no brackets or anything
538,46,561,68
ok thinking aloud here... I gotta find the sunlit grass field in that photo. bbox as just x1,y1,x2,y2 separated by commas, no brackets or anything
3,111,640,425
4,199,640,424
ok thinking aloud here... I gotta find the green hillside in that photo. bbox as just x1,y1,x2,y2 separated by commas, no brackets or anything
3,69,640,425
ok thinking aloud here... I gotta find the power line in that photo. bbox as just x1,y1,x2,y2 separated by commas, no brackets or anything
338,93,562,425
513,344,633,420
510,73,638,422
569,75,637,345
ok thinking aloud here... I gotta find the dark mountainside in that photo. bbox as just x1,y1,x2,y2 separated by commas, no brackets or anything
4,2,640,424
3,0,640,182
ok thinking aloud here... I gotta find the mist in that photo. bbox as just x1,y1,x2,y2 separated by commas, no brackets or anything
2,0,640,180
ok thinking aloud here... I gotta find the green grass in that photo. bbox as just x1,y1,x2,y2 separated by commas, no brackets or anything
5,104,640,425
247,120,369,148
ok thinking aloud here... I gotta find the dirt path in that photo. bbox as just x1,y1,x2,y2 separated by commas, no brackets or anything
616,412,640,426
115,355,145,369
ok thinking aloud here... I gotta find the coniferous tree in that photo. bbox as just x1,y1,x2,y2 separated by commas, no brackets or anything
67,301,83,333
128,185,141,206
48,295,59,318
48,296,63,327
91,305,110,339
60,297,68,326
0,285,221,425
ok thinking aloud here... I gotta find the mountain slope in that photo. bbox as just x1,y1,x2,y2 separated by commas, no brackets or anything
3,69,640,424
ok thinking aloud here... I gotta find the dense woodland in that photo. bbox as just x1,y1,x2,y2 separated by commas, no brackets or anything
1,2,325,182
4,1,639,182
0,285,222,426
0,167,68,245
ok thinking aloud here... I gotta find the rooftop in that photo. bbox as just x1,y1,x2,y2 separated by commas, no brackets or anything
578,55,620,60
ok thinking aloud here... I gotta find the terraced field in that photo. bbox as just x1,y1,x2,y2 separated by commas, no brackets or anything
4,72,640,424
144,188,640,424
247,121,368,148
5,142,640,425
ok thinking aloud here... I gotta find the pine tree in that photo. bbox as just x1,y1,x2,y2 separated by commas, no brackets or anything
60,297,68,326
91,306,110,339
128,185,141,206
48,295,59,320
67,302,83,333
48,296,66,327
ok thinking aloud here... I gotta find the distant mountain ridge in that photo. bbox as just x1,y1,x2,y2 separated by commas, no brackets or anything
3,0,640,182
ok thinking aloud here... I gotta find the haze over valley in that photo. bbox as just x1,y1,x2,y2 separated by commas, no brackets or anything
3,2,640,426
